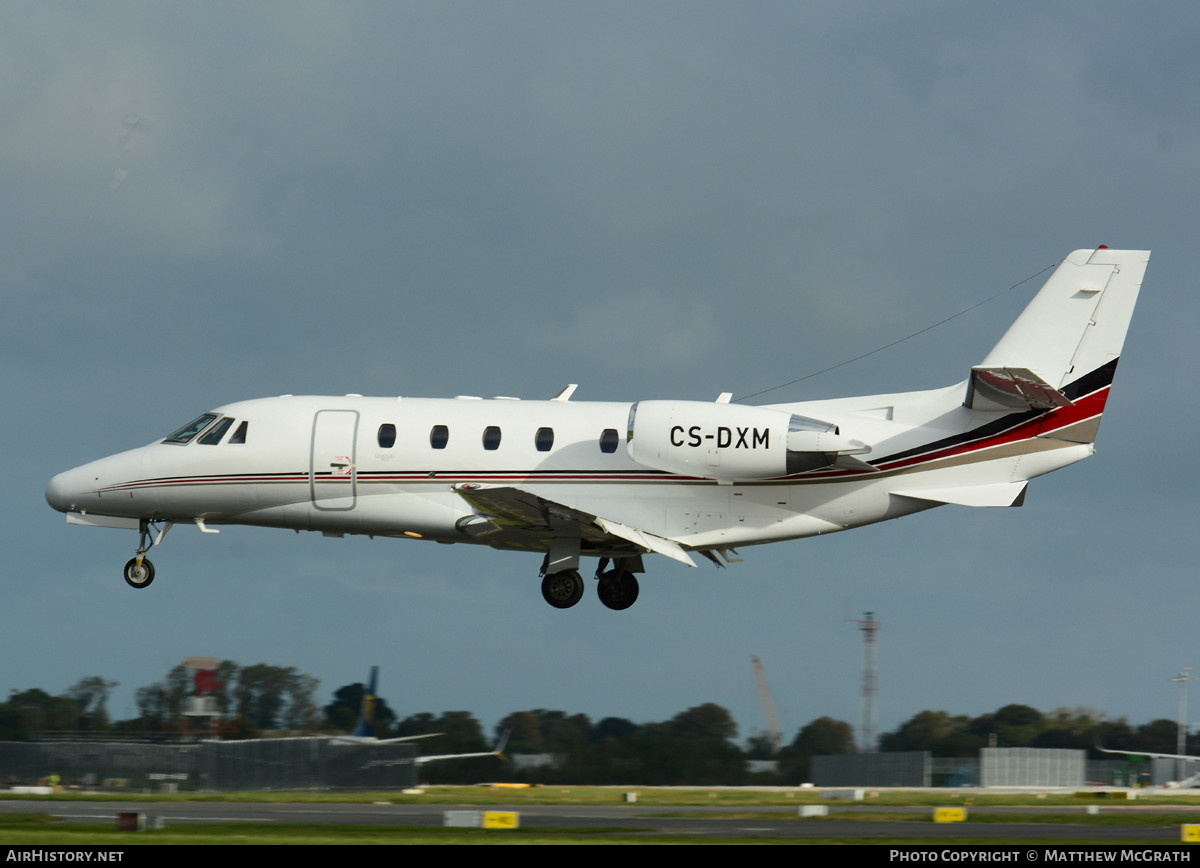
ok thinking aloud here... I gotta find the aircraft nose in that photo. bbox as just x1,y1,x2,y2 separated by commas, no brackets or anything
45,469,80,513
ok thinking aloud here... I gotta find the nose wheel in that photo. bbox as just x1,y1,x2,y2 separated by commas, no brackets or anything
123,557,155,588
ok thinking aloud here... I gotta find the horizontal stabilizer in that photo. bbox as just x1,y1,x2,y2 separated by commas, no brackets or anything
966,367,1074,411
892,481,1028,508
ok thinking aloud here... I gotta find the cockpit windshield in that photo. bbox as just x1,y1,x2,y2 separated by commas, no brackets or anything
163,413,219,444
198,417,236,445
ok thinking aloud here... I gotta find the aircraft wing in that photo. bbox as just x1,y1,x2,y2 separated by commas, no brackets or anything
328,733,442,746
1095,745,1200,762
416,749,501,764
453,484,697,566
417,730,510,765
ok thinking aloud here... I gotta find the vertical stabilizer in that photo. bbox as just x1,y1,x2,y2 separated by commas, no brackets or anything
963,247,1148,449
349,665,380,738
977,247,1149,391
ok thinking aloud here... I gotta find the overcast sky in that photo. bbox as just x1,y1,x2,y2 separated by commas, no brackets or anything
6,1,1198,751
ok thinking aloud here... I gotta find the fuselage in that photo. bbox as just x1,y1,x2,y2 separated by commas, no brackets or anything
44,380,1099,556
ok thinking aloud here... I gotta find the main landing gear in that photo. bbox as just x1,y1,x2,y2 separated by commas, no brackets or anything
122,519,173,589
597,568,639,610
540,569,585,608
538,557,641,610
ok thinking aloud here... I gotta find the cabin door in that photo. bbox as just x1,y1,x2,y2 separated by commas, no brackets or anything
310,409,358,510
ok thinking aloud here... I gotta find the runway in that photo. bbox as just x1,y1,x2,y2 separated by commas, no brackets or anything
0,799,1186,842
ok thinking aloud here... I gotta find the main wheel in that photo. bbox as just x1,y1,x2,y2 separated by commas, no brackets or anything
597,569,639,610
541,570,584,608
123,557,155,589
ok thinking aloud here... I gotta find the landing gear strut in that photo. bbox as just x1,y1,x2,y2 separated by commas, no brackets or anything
541,570,584,608
123,519,172,589
597,568,639,610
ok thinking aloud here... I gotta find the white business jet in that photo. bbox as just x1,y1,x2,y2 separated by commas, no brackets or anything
46,247,1148,610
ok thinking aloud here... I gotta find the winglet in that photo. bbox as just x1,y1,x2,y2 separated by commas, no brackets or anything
492,728,511,762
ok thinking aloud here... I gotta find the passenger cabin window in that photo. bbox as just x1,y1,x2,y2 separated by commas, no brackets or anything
430,425,449,449
198,417,235,445
228,420,248,444
377,423,397,448
163,413,218,444
482,426,501,450
599,428,619,453
535,427,554,451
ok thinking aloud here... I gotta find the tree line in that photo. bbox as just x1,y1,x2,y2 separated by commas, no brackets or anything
1,666,1194,785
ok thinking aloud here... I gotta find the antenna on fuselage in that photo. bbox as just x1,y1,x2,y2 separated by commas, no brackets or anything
550,384,578,401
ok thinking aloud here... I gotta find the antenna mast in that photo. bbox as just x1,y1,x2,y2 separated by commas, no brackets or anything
852,612,881,752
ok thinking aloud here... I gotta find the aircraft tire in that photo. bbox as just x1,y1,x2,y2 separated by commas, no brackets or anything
597,569,639,610
541,570,584,608
123,557,155,589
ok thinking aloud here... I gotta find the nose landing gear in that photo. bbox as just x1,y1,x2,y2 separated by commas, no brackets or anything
122,519,173,589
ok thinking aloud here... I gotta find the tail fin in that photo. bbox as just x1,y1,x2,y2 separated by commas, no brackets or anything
967,248,1149,432
349,665,380,738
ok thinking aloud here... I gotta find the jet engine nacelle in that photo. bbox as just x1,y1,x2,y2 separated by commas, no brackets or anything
626,400,867,481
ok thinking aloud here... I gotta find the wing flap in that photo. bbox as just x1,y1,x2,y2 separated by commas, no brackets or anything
453,484,697,566
593,517,697,566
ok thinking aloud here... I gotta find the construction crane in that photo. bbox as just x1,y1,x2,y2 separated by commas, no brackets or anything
750,655,783,754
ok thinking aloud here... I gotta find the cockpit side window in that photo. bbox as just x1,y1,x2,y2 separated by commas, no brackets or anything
228,420,249,444
163,413,219,444
198,417,236,445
